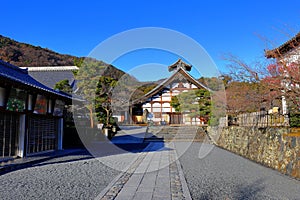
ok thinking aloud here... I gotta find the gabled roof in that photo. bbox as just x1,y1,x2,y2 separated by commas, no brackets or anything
168,58,192,72
0,60,72,101
133,66,209,104
265,32,300,59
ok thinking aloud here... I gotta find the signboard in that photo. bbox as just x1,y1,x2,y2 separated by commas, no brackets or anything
6,88,26,112
34,95,47,114
53,100,65,117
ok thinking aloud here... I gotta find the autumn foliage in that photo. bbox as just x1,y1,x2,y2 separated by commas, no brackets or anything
263,62,300,112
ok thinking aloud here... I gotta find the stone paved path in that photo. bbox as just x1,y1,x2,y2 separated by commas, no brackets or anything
96,142,192,200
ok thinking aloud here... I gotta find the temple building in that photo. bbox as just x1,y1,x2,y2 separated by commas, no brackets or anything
131,59,209,125
265,32,300,116
265,32,300,65
0,60,72,160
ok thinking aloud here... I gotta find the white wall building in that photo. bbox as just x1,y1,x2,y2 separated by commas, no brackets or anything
265,32,300,117
134,59,210,125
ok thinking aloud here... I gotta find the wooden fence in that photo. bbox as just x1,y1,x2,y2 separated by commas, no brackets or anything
219,111,289,127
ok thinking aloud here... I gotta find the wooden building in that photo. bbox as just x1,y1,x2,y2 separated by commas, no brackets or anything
265,32,300,115
0,60,72,160
265,32,300,64
132,59,209,125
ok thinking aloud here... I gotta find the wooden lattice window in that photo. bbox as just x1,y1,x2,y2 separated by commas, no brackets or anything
27,115,57,154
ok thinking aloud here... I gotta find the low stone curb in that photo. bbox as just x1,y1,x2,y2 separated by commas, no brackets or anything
173,148,192,200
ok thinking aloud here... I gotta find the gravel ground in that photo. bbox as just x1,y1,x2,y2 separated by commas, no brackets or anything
2,142,299,200
179,142,300,200
0,150,121,200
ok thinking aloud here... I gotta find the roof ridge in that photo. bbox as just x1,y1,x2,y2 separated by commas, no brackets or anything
20,66,79,72
168,58,192,72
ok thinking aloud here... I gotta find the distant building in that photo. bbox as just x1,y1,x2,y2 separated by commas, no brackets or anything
119,59,210,125
265,32,300,65
265,32,300,116
20,66,78,89
0,60,72,160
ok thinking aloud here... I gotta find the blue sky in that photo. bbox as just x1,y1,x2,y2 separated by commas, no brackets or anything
1,0,300,81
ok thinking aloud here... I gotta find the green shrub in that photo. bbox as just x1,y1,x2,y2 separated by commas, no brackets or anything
289,113,300,127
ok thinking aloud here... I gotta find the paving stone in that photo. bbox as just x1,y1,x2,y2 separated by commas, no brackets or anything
125,174,143,187
153,186,171,197
97,141,191,200
136,186,155,193
132,192,153,200
116,186,137,198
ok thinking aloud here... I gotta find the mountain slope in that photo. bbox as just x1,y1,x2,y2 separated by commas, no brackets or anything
0,35,127,79
0,35,80,67
0,35,159,97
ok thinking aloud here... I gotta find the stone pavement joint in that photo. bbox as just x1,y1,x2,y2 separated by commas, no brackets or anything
97,151,148,200
97,142,192,200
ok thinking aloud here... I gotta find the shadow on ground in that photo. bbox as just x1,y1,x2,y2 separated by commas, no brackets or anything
0,129,171,176
86,132,171,158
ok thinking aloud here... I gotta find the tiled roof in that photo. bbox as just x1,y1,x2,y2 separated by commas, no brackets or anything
265,32,300,58
133,66,209,104
0,60,72,100
168,58,192,72
20,66,78,89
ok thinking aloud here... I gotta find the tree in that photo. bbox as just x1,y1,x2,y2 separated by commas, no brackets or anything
75,60,106,128
222,55,277,114
170,89,211,124
264,62,300,113
263,31,300,126
225,81,271,114
170,96,181,112
95,76,117,126
54,79,72,94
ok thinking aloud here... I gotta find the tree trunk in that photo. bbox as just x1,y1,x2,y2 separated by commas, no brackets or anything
89,108,94,128
106,109,110,126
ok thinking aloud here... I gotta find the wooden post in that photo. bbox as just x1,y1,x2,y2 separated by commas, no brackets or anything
170,83,173,112
57,118,64,150
160,92,163,122
17,114,26,157
0,87,5,107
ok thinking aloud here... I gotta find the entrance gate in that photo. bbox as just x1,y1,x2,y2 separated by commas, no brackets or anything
169,113,183,124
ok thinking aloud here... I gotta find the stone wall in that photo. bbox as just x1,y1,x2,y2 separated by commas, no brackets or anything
214,127,300,179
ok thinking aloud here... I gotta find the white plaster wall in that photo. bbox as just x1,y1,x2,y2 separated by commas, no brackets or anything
191,84,198,89
152,107,161,112
152,97,161,101
162,107,171,112
152,102,161,107
282,45,300,64
183,83,190,88
162,96,171,101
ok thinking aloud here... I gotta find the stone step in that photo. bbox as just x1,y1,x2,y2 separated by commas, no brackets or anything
144,126,206,142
